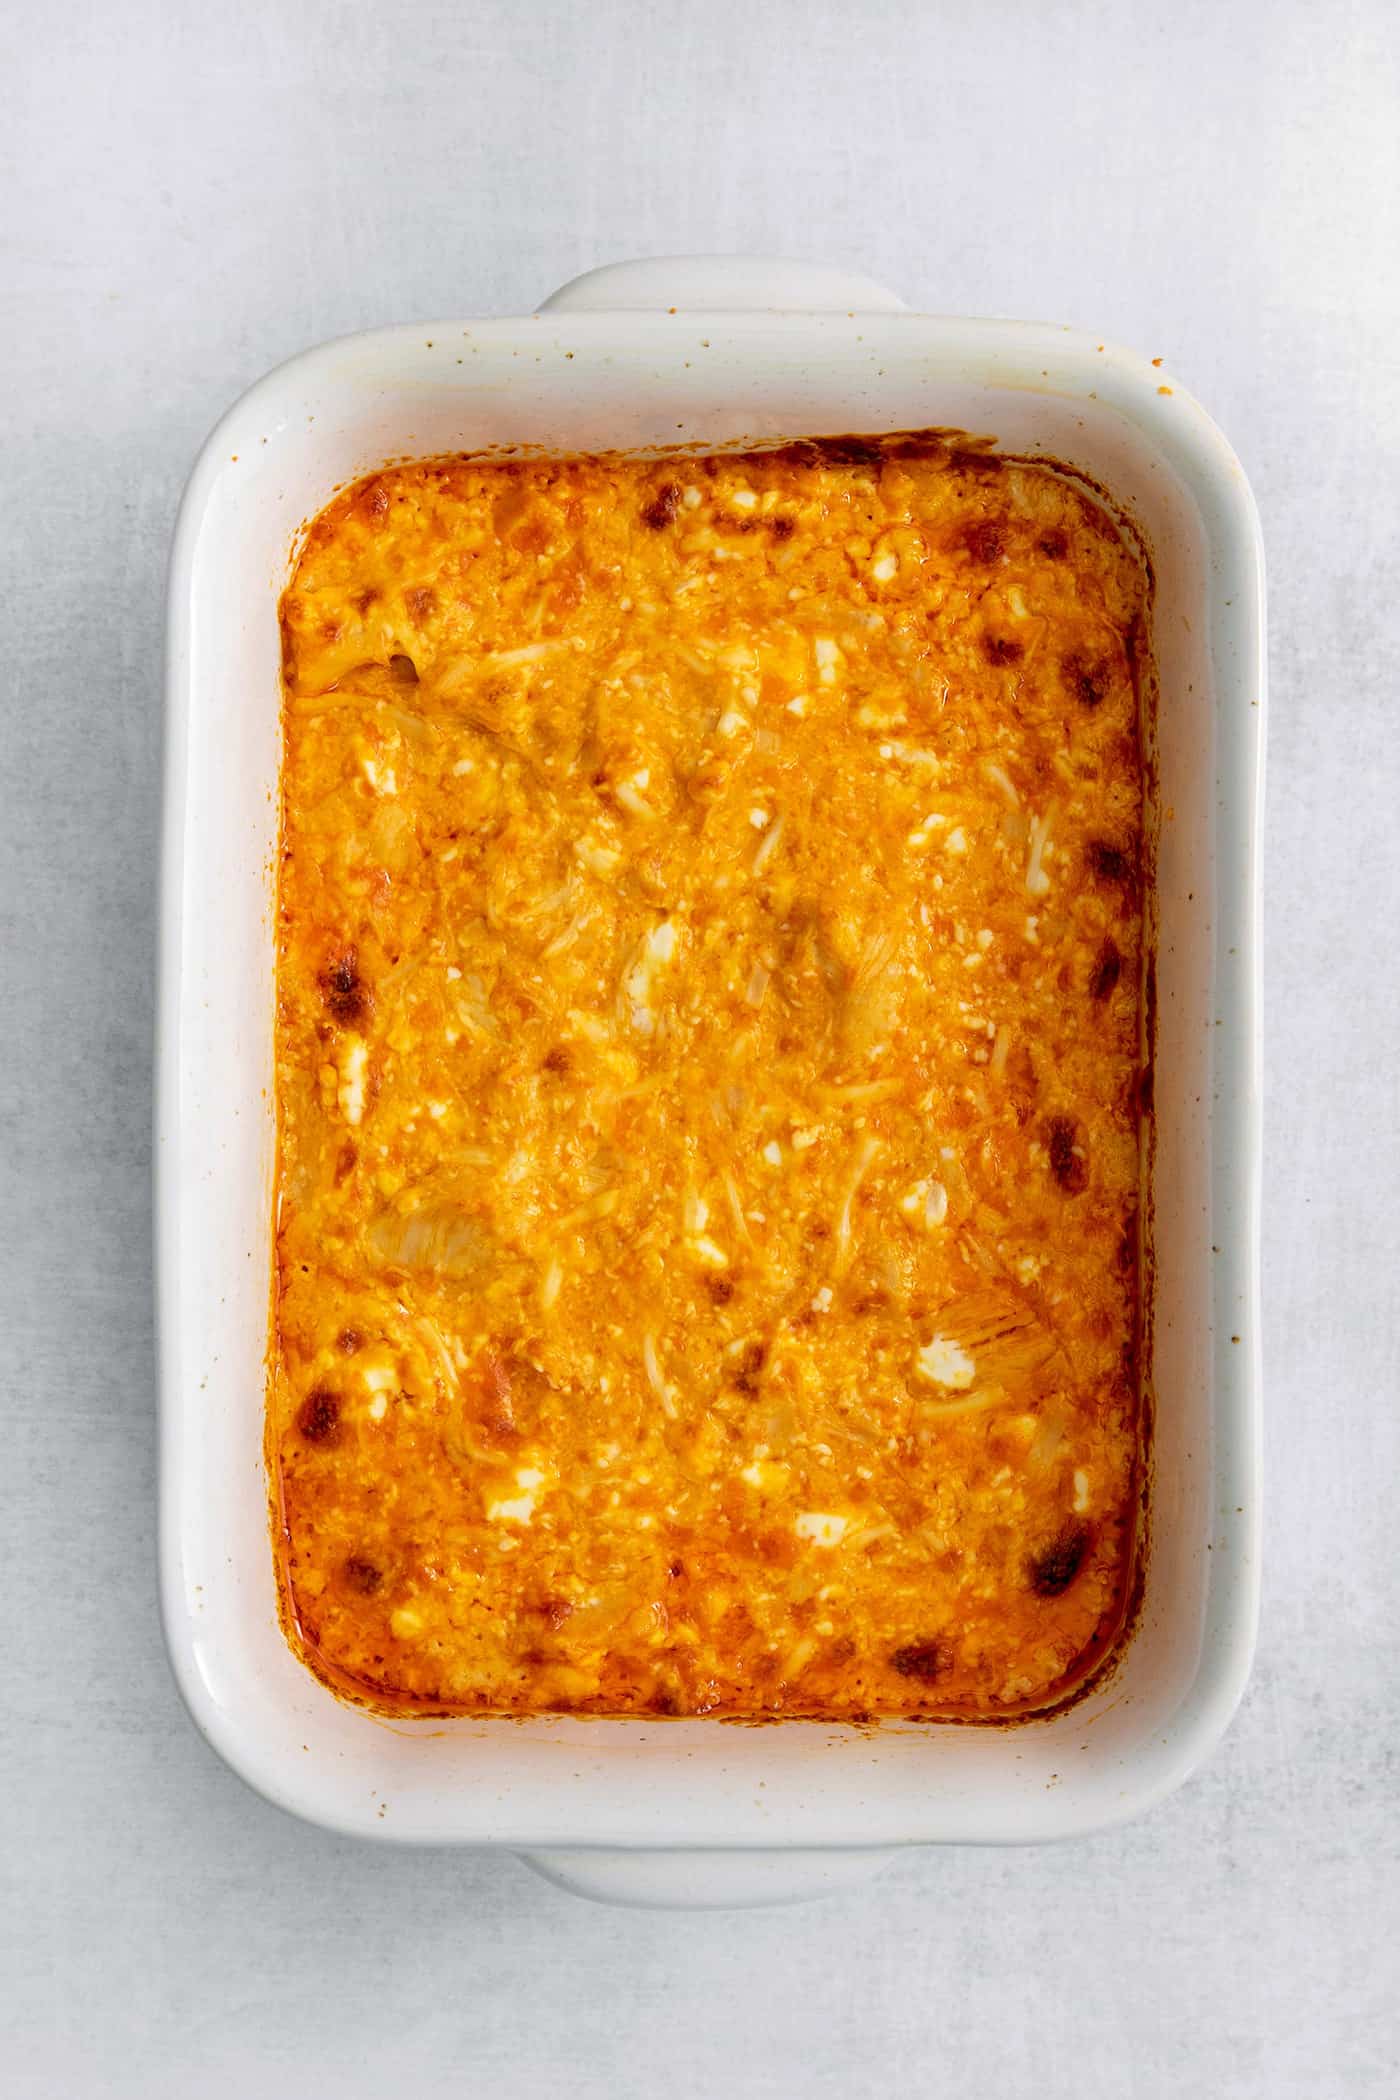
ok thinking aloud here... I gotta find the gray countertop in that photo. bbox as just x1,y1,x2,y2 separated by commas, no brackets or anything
5,0,1398,2092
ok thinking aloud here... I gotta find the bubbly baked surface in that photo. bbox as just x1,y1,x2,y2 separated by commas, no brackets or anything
272,438,1150,1718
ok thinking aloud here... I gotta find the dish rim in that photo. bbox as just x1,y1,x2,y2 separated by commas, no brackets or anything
157,292,1264,1855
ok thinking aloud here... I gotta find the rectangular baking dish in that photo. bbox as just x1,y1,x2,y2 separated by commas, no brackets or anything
157,255,1264,1907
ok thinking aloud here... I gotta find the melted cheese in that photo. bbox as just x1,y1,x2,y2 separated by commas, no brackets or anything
271,437,1150,1719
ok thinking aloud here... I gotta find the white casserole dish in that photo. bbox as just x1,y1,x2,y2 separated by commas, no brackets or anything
157,256,1264,1909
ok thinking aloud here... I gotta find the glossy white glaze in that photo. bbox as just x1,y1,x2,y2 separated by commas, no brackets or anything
157,257,1264,1905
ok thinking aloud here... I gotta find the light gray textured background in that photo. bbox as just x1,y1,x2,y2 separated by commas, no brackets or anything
5,1,1398,2093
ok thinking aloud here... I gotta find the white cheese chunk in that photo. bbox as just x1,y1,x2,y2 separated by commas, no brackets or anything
795,1512,848,1546
900,1179,948,1230
740,1457,789,1493
488,1467,546,1525
814,636,842,685
915,1335,977,1389
337,1039,368,1126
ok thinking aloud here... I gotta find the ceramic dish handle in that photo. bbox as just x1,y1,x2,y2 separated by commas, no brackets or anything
519,1846,897,1909
538,254,905,314
529,248,903,1913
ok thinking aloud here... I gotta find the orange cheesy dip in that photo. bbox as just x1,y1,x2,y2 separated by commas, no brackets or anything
273,436,1150,1719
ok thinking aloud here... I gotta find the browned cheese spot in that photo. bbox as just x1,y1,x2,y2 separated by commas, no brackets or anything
640,482,682,529
1062,652,1111,708
297,1388,341,1443
1087,838,1136,887
320,949,368,1027
961,518,1005,563
1046,1114,1089,1194
891,1640,946,1683
1028,1522,1091,1597
1089,938,1122,1001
